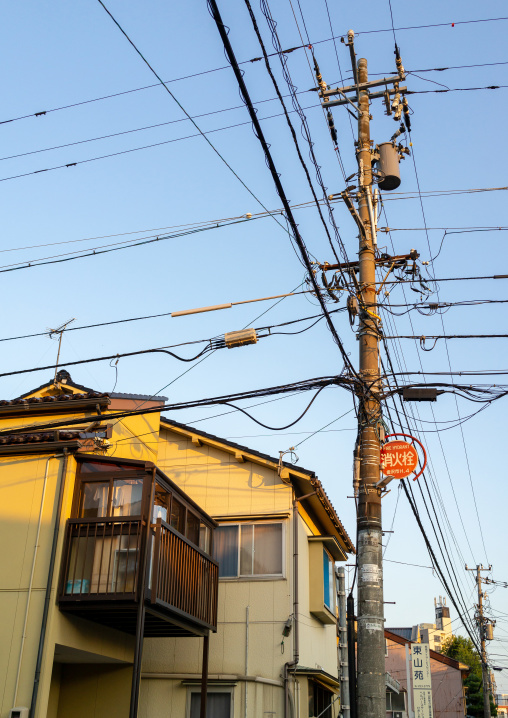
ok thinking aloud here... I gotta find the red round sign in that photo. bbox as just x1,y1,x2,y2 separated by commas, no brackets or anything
380,440,419,478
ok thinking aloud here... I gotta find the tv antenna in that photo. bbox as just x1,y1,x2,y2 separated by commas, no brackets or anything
48,318,75,384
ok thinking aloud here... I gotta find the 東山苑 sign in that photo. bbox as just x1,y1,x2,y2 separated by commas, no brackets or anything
411,643,434,718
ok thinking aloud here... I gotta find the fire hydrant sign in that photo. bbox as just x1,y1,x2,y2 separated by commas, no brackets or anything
380,440,419,478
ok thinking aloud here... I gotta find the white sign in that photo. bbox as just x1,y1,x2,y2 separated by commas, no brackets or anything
411,644,434,718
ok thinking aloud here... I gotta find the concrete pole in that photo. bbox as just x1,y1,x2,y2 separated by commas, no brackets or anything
337,567,350,718
353,36,386,718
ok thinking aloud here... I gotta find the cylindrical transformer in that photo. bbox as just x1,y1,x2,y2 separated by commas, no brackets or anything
485,623,494,641
377,142,401,191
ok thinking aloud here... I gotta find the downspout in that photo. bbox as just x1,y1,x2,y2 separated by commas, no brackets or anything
284,491,317,718
245,606,249,718
29,451,68,717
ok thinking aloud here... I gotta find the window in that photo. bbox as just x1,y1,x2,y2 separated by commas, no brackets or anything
308,680,333,717
189,690,232,718
214,522,283,578
170,496,185,534
308,540,337,624
79,478,144,518
323,549,334,610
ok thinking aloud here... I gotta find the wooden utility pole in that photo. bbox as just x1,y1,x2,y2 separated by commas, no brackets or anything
317,28,408,718
351,35,386,718
467,564,493,718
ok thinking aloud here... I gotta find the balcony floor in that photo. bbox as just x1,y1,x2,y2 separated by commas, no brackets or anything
59,597,210,638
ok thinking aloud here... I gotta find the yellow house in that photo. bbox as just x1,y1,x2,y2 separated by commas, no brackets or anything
0,371,354,718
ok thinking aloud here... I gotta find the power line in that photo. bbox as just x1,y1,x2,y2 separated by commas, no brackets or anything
0,306,346,375
0,105,317,187
94,0,293,242
207,0,359,380
0,374,356,436
0,215,270,274
406,84,508,96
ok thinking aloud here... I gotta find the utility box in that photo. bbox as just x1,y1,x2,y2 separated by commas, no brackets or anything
377,142,401,191
10,709,29,718
224,328,257,349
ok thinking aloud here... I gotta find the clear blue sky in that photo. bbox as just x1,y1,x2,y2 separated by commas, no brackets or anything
2,0,508,685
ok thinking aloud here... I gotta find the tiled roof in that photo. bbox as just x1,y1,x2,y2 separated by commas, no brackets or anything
0,429,83,445
3,391,108,407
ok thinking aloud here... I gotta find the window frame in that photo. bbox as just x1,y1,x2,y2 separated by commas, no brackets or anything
322,547,335,612
72,462,214,554
186,685,234,718
73,469,150,520
214,520,286,580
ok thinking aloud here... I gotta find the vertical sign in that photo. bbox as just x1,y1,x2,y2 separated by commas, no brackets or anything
411,643,434,718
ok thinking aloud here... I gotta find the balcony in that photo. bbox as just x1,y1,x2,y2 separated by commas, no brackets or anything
58,458,218,638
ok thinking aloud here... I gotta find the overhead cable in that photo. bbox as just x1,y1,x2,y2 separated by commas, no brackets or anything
207,0,359,379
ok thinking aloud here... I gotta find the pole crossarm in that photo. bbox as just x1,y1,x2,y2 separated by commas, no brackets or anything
318,74,406,97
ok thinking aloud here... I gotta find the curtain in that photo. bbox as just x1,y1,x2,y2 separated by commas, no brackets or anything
190,692,231,718
252,523,282,575
214,525,239,577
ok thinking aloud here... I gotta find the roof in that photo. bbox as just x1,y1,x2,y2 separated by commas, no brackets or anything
385,630,469,671
17,371,167,403
160,417,355,554
161,417,313,476
386,627,414,641
293,667,340,689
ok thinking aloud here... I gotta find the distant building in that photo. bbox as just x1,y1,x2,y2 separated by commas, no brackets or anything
496,693,508,718
385,630,469,718
387,596,453,653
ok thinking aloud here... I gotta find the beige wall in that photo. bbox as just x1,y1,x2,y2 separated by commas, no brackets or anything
0,450,135,718
141,427,343,718
52,664,131,718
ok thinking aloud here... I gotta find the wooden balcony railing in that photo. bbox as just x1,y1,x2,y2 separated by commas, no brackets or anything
59,517,218,633
61,518,143,598
150,519,218,630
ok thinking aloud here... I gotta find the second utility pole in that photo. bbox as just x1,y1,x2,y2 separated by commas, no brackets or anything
353,36,386,718
467,564,493,718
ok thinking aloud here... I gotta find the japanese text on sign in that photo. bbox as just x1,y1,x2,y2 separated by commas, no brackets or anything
380,440,419,478
411,643,434,718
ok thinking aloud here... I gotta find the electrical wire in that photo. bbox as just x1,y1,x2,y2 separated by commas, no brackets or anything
243,0,347,277
207,0,359,381
0,215,269,274
94,0,295,243
0,374,356,436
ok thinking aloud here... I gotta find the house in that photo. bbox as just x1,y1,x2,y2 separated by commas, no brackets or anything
0,371,354,718
0,371,218,718
139,416,355,718
385,629,468,718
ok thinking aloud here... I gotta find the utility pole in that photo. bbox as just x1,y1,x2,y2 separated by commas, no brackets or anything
351,39,385,718
466,564,493,718
316,29,410,718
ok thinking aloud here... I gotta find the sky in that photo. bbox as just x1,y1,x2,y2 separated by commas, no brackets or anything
2,0,508,689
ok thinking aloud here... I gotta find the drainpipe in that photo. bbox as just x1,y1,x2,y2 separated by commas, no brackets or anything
284,491,317,718
347,594,357,718
245,606,249,718
29,452,68,718
337,567,350,718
